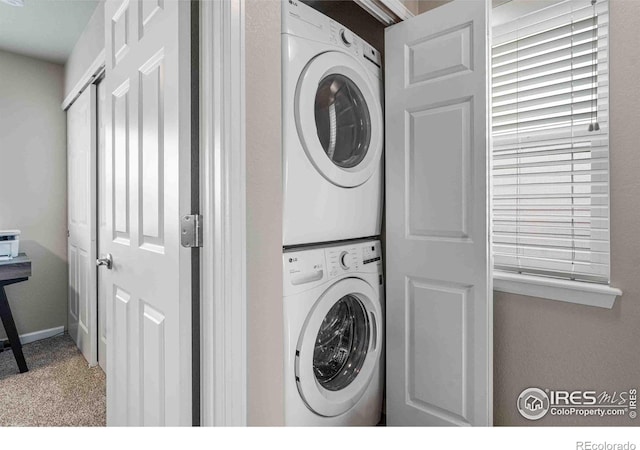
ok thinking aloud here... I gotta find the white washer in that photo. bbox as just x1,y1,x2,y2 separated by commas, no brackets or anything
282,1,384,247
283,239,384,426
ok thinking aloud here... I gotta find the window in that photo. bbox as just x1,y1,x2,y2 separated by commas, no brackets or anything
491,0,611,285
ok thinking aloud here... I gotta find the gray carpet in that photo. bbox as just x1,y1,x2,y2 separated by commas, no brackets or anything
0,333,106,426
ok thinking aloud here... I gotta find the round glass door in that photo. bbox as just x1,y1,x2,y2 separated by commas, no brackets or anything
295,278,382,417
314,75,372,170
313,294,370,391
295,52,383,188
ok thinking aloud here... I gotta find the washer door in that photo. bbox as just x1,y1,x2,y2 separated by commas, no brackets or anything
295,277,382,417
295,51,383,188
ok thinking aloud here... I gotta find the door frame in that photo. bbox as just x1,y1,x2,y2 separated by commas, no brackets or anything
198,0,490,427
95,72,107,372
62,50,106,111
200,0,248,426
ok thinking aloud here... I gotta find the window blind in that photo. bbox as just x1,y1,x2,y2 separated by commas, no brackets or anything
492,0,610,283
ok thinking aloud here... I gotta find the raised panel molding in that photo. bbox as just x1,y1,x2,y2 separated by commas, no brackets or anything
76,150,89,225
112,80,131,244
78,249,89,334
112,0,130,66
140,302,166,426
405,22,473,86
406,98,473,241
68,245,78,321
138,50,165,252
405,277,472,425
69,152,77,225
113,286,131,423
139,0,164,38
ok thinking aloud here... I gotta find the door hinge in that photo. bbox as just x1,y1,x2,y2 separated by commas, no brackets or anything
181,214,203,248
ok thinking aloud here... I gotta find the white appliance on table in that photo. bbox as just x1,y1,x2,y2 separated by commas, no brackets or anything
0,230,20,260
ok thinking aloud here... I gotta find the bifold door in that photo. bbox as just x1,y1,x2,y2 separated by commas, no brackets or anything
384,0,492,426
67,85,98,367
103,0,193,426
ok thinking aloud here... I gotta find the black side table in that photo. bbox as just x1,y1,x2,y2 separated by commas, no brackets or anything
0,253,31,373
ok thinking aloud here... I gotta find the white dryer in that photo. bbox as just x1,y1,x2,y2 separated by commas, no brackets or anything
283,239,384,426
282,1,384,247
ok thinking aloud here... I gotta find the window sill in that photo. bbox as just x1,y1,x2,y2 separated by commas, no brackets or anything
493,271,622,309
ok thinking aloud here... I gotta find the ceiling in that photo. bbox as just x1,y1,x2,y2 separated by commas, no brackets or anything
0,0,99,64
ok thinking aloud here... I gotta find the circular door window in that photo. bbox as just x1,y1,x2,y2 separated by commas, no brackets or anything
295,278,382,417
314,75,372,169
313,294,370,391
296,52,383,188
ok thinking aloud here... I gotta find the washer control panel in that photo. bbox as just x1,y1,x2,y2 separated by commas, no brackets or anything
325,240,381,280
283,240,382,293
327,245,360,278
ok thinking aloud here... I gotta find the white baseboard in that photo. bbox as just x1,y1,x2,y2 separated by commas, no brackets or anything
13,326,66,345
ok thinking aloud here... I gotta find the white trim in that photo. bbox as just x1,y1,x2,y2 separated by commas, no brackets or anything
494,271,621,309
381,0,416,21
200,0,247,426
61,49,106,111
11,325,65,345
354,0,415,26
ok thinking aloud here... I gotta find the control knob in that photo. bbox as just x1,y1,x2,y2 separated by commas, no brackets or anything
339,251,350,270
340,29,354,47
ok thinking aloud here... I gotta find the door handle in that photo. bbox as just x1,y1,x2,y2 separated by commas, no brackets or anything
96,253,113,270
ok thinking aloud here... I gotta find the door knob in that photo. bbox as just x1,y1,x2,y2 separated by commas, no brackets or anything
96,253,113,270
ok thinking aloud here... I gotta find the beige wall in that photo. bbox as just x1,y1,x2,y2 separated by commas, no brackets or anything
245,0,284,426
418,0,452,14
493,0,640,426
64,1,105,100
0,50,68,340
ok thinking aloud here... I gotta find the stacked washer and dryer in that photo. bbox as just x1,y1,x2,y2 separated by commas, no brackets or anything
281,1,385,426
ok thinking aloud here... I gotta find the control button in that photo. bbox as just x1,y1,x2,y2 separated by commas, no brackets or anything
339,251,350,270
340,29,353,46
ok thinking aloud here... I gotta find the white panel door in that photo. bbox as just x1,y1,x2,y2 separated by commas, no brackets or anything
67,85,98,367
103,0,192,426
385,0,492,426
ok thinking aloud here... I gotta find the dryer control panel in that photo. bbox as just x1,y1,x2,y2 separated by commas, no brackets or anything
282,0,382,77
283,240,382,296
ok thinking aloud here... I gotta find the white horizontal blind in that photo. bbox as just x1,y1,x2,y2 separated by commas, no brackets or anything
492,0,610,283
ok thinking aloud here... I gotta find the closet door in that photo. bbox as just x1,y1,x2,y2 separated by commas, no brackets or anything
385,0,492,426
67,85,98,367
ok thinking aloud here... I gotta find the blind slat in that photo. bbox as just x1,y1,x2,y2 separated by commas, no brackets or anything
493,17,596,60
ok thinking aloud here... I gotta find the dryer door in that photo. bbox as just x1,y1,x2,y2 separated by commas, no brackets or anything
295,277,382,417
296,51,383,188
